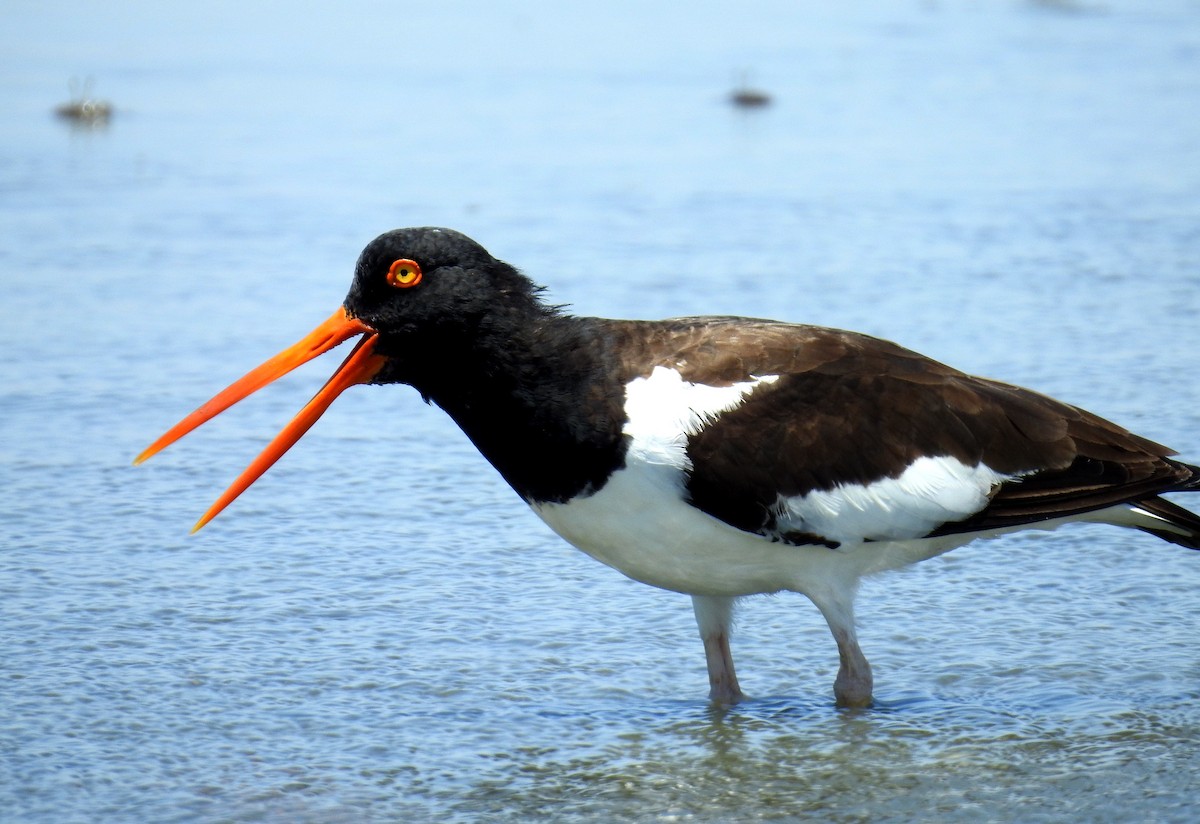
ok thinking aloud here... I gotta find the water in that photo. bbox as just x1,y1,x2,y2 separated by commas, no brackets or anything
3,0,1200,820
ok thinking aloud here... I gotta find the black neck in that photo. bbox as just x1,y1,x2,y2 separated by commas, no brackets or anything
405,313,629,503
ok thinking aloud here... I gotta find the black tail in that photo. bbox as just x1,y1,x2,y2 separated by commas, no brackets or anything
1132,465,1200,546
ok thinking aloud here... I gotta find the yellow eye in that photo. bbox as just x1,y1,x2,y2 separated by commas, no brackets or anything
386,258,423,288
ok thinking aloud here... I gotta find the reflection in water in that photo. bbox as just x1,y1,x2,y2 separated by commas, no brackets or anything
399,693,1200,821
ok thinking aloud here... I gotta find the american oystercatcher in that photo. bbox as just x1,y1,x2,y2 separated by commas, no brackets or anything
137,227,1200,708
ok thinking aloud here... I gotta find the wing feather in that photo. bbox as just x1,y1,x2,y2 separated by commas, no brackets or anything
612,318,1197,543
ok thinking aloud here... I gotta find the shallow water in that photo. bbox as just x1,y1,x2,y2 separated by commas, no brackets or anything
3,1,1200,821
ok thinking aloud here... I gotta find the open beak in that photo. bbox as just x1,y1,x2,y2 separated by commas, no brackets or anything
136,307,386,532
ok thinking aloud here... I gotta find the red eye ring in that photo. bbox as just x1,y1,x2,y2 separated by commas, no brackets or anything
386,258,423,288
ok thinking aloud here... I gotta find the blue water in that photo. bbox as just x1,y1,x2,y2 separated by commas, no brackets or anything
3,1,1200,821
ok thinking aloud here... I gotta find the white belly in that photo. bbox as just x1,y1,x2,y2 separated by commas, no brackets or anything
531,458,820,596
531,451,981,598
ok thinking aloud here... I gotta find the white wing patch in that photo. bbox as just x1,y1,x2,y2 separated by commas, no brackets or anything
774,456,1013,544
622,365,779,474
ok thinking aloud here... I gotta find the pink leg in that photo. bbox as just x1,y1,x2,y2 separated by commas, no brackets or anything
810,592,874,707
692,595,746,705
830,624,873,708
702,628,744,705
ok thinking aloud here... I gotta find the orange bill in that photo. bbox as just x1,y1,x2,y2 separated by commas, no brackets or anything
135,306,386,531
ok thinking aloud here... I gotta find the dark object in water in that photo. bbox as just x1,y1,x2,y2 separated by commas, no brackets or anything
730,87,771,108
55,78,112,124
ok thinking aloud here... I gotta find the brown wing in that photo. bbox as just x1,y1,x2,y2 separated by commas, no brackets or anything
615,318,1199,541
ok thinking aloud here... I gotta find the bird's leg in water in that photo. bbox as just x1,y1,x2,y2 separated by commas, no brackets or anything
692,595,746,705
831,624,873,708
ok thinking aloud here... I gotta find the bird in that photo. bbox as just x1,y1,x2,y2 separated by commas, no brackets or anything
55,77,112,125
728,70,772,109
136,227,1200,708
730,86,771,109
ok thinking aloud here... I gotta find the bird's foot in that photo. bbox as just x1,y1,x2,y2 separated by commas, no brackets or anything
708,677,748,707
833,666,873,708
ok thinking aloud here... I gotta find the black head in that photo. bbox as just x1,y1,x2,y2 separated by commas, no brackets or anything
343,227,546,351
